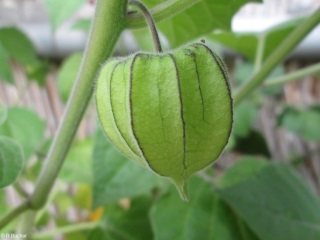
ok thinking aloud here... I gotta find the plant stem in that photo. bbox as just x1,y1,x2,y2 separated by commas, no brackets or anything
234,8,320,105
130,0,162,52
18,210,36,240
33,221,99,239
13,182,29,199
126,0,201,28
30,0,129,210
264,62,320,86
13,0,129,235
0,201,29,229
254,33,265,72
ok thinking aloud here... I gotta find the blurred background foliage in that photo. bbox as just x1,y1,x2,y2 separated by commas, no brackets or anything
0,0,320,239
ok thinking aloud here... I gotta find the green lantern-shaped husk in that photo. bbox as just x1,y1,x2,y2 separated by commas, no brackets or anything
95,43,233,200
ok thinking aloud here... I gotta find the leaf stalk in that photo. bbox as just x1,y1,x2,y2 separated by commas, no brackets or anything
234,8,320,105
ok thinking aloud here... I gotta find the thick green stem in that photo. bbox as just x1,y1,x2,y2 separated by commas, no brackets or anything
13,0,128,235
30,0,128,210
234,8,320,105
126,0,201,28
18,211,36,240
265,62,320,86
11,0,128,234
0,201,29,229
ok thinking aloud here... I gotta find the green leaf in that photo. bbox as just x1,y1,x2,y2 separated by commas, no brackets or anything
22,138,52,182
234,62,256,86
89,197,153,240
132,29,156,52
261,67,284,95
209,18,303,62
278,106,320,141
43,0,85,29
59,138,93,184
210,32,258,61
233,101,258,138
218,156,268,188
234,62,284,85
0,27,37,65
262,18,304,62
57,53,82,102
72,19,91,31
217,162,320,240
92,128,160,209
150,176,259,240
0,102,7,126
234,61,284,95
54,192,74,216
141,0,262,47
0,42,13,83
0,136,24,189
0,107,46,160
26,60,51,86
0,27,49,85
73,185,92,210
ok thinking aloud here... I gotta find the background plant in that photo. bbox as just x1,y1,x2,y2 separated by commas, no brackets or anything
0,0,320,239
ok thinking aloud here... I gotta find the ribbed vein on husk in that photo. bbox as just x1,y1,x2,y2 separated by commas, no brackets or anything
128,53,153,169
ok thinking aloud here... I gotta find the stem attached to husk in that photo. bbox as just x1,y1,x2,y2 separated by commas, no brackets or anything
127,0,201,29
129,0,163,52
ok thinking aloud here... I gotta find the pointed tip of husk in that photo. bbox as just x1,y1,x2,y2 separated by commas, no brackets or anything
172,177,189,201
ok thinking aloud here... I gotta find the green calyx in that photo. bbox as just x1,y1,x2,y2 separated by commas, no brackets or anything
95,43,233,200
